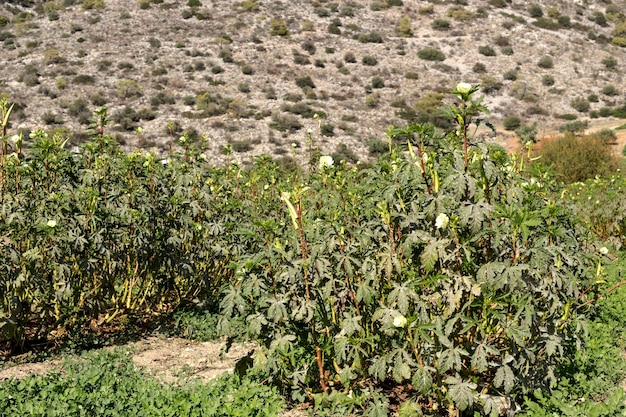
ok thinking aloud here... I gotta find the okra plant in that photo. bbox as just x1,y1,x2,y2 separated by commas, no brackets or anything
220,83,599,415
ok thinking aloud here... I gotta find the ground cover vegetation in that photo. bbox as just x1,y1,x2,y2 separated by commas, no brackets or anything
2,84,626,415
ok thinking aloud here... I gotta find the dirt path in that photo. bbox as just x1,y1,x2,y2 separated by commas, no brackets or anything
0,337,254,384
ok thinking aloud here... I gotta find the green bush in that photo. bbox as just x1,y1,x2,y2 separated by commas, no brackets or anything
357,32,383,43
602,84,619,96
219,85,598,415
533,17,560,30
295,76,315,90
503,115,521,130
537,55,554,68
431,18,451,30
528,4,543,18
602,57,618,69
362,55,378,66
417,47,445,61
396,15,413,37
478,45,496,56
538,132,619,183
570,96,590,113
542,74,555,86
270,18,289,37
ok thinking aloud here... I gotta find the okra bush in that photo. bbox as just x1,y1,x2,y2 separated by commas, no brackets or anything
220,84,599,415
0,85,602,415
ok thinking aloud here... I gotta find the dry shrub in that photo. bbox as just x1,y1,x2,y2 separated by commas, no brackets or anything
535,132,620,183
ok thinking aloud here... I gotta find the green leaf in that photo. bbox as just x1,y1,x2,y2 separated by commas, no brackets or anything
420,239,450,272
445,375,477,411
494,364,515,394
411,366,433,395
438,347,468,373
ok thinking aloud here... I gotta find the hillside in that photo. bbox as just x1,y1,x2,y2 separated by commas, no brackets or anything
1,0,625,164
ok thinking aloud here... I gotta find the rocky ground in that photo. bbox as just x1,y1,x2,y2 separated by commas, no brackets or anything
0,0,625,165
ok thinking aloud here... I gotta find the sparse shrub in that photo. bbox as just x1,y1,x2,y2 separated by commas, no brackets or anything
396,15,413,37
472,62,487,74
117,61,134,70
537,55,554,69
81,0,104,10
481,76,502,94
500,46,514,55
418,4,434,14
327,22,341,35
281,102,316,118
344,52,356,63
56,77,67,90
405,72,419,80
570,97,590,113
602,57,618,69
241,64,254,75
43,49,65,65
542,74,555,86
41,111,64,125
357,32,383,43
320,123,334,137
538,132,619,183
431,18,451,31
331,142,358,163
90,92,107,106
19,66,39,87
219,47,233,63
371,76,385,89
314,6,330,17
295,76,315,90
367,137,388,156
592,11,607,27
412,93,451,128
187,0,201,6
478,45,496,56
533,17,560,30
528,4,543,18
240,0,259,12
230,140,253,153
599,107,612,117
301,40,316,55
558,15,571,28
301,20,315,32
150,92,175,107
270,18,289,37
602,84,619,96
362,55,378,66
293,52,310,65
417,48,445,61
503,69,517,81
73,74,95,84
547,6,560,19
447,7,476,21
116,79,142,99
365,93,379,107
269,112,302,132
503,115,522,131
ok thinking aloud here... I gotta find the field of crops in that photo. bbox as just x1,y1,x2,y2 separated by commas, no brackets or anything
1,86,626,416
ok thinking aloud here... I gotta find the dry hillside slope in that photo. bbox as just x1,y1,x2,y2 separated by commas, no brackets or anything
1,0,625,164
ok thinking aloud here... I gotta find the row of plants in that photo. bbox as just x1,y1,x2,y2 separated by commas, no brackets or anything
0,103,294,348
1,84,623,415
